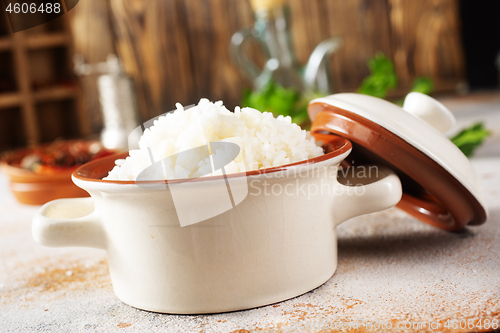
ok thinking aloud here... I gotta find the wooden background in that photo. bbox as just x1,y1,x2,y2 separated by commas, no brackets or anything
72,0,466,131
0,12,86,150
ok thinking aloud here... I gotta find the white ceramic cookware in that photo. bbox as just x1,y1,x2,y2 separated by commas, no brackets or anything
33,134,402,314
33,92,488,314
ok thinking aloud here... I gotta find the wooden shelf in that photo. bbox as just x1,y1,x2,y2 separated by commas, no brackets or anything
0,37,11,51
0,33,70,52
0,86,77,110
0,14,89,148
0,92,20,109
34,86,77,102
26,32,69,49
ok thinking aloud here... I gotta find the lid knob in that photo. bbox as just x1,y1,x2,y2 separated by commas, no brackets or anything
402,92,456,134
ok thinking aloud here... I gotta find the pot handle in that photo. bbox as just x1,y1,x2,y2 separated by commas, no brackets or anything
334,165,402,226
32,197,106,249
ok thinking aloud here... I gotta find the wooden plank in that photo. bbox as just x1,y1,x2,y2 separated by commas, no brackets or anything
59,14,90,138
25,32,69,49
388,0,465,92
109,0,195,119
33,86,77,102
0,37,12,51
289,0,394,92
109,0,395,110
0,92,21,109
109,0,257,114
179,0,255,108
11,31,39,145
102,0,465,116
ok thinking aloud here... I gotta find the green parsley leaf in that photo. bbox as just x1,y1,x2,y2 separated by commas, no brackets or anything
242,79,321,128
411,77,434,95
357,52,398,99
450,122,491,157
242,80,299,116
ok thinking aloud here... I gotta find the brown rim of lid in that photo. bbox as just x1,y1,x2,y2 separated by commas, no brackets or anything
309,102,487,231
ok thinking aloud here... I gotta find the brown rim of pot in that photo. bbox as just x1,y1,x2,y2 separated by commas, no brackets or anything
73,133,352,185
308,102,487,231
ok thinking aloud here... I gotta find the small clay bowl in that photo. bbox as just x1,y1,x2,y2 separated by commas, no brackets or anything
0,141,111,205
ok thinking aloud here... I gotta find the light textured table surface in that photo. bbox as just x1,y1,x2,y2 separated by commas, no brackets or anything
1,92,499,333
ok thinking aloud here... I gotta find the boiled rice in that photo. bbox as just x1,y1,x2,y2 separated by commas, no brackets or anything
103,98,324,181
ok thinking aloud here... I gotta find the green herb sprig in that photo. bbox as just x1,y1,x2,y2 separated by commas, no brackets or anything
241,52,491,157
451,122,491,157
357,52,398,99
357,53,490,157
242,80,321,128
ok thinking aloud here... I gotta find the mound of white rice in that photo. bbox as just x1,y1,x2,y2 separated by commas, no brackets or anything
104,98,324,181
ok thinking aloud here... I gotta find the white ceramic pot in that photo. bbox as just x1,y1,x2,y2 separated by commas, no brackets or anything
32,137,402,314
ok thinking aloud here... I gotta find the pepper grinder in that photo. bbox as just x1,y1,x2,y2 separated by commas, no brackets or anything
74,54,141,151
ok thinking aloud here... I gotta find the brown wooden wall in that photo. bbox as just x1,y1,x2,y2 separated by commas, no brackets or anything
71,0,466,126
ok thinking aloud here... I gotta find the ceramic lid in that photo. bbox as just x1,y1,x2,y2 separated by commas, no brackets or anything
308,92,488,231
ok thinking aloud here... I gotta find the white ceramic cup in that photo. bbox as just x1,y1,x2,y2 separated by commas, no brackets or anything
33,140,402,314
